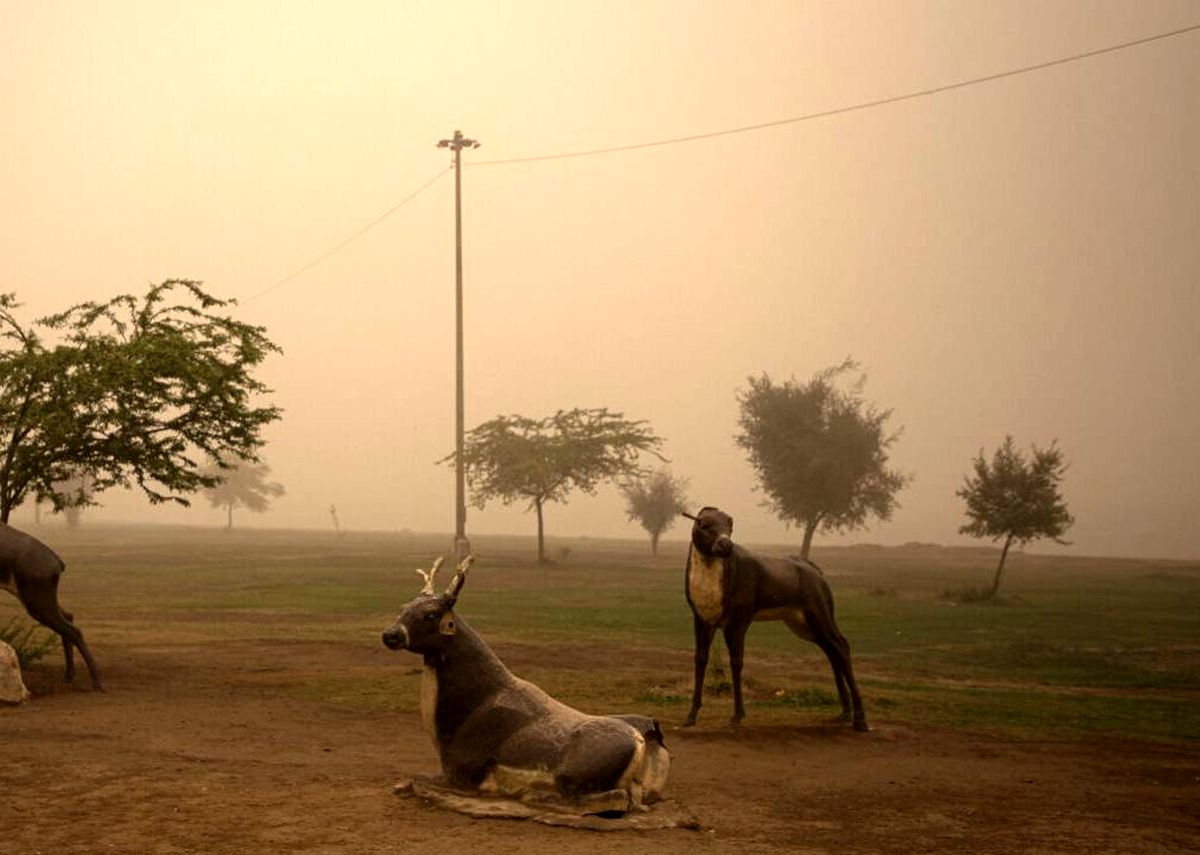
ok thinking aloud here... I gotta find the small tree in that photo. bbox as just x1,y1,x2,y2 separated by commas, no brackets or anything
201,456,285,531
957,436,1073,598
736,360,910,559
445,407,664,563
622,469,689,556
0,281,281,521
51,471,93,528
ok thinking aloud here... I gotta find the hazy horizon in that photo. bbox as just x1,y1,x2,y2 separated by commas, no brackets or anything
3,2,1197,560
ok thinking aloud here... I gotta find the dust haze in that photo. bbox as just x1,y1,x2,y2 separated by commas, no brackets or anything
2,1,1197,559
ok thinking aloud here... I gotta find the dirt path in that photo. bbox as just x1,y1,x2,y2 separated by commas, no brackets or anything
3,641,1196,855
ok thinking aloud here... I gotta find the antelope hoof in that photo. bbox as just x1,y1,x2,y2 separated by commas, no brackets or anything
683,713,698,727
853,719,871,732
728,713,744,727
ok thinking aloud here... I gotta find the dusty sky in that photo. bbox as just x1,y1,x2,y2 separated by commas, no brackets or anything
2,1,1197,559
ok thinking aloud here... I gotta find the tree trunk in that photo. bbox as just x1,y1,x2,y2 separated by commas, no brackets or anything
0,504,9,524
650,530,660,556
800,518,820,560
226,502,234,532
535,498,546,564
989,533,1014,598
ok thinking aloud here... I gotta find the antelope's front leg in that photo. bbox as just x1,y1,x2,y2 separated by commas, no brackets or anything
724,620,750,726
685,614,715,726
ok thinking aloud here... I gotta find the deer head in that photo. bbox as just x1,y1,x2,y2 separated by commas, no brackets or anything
382,555,475,655
682,506,734,558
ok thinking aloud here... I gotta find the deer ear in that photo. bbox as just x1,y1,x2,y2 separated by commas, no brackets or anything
438,612,458,636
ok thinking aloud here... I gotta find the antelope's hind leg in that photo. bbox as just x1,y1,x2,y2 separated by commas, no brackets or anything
818,630,868,731
18,578,102,690
783,611,851,722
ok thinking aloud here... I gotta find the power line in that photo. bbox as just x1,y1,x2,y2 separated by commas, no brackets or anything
244,166,450,303
245,21,1197,297
472,21,1200,166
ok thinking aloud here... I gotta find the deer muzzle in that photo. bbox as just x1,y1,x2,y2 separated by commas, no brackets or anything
381,624,410,650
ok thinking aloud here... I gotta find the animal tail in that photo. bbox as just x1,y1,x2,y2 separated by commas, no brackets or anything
612,714,666,747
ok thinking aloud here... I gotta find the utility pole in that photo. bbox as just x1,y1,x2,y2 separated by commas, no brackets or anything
437,129,480,561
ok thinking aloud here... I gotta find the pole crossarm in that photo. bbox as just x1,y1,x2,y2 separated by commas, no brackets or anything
438,130,481,152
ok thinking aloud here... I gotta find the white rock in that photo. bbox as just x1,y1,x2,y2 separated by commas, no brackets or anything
0,639,31,704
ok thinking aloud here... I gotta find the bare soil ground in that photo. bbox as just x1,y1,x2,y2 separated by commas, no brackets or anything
3,637,1196,855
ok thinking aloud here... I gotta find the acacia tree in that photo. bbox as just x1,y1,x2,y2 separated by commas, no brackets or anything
736,359,910,559
201,456,285,531
622,469,689,556
446,407,664,563
957,436,1073,598
0,281,281,522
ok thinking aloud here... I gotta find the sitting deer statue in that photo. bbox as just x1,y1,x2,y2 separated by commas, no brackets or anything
0,523,101,690
381,556,670,815
683,506,867,730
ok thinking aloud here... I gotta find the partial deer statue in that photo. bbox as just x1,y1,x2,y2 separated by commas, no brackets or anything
381,556,670,815
682,506,866,730
0,523,102,690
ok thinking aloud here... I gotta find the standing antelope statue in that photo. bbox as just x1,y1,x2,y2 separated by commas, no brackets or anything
381,556,670,815
683,506,867,730
0,523,102,690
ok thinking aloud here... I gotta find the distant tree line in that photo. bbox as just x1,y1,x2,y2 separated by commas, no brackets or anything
1,280,1071,597
446,357,1073,600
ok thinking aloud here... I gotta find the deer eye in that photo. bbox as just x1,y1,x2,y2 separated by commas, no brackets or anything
424,613,437,622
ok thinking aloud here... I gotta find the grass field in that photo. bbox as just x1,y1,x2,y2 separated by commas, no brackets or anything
7,524,1199,743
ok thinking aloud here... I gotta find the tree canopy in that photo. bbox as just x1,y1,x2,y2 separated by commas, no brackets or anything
622,469,689,556
957,435,1073,597
202,456,286,531
0,280,281,522
445,407,664,562
735,359,909,558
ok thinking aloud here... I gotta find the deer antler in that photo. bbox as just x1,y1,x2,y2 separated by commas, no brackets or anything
444,554,475,601
415,556,445,595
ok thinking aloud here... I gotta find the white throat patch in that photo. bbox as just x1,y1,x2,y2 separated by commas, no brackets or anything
687,548,726,625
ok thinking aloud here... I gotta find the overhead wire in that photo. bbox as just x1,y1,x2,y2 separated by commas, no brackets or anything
243,166,450,303
247,20,1199,297
471,21,1200,166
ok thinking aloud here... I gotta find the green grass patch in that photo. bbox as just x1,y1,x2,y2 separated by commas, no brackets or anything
861,677,1199,742
0,616,57,668
10,525,1197,744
